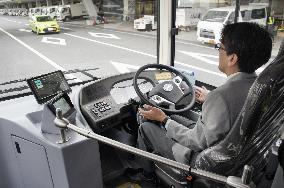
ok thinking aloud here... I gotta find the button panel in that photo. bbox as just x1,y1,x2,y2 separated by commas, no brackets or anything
93,101,112,112
89,98,116,119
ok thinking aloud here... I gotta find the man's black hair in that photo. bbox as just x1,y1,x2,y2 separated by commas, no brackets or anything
221,22,272,73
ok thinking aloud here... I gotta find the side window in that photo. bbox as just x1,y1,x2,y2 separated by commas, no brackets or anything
251,8,265,19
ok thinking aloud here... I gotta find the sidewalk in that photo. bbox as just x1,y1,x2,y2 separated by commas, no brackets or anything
66,19,283,57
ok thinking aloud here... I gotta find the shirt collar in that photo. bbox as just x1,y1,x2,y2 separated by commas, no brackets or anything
227,72,241,80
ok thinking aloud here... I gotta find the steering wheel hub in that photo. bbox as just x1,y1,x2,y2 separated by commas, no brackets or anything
133,64,196,113
163,83,174,92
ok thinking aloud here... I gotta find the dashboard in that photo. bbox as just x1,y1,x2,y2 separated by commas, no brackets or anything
79,72,154,132
79,70,199,133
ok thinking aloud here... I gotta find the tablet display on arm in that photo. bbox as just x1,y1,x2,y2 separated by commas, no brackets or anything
27,70,71,104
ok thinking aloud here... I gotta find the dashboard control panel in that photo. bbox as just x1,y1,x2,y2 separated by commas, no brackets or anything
90,99,113,118
79,71,201,133
84,96,121,132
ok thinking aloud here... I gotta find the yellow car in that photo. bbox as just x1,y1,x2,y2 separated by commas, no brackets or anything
29,15,60,34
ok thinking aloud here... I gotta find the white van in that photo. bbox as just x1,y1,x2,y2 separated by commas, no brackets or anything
134,15,157,31
197,5,267,44
29,7,42,18
45,6,58,19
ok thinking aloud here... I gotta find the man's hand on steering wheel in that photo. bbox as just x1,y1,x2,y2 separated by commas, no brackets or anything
138,104,166,122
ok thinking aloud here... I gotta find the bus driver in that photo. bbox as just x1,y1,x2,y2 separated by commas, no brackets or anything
136,22,273,178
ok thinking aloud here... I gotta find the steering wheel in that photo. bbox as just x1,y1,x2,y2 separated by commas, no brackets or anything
133,64,195,113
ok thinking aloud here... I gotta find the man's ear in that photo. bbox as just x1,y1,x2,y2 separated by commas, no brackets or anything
227,53,238,67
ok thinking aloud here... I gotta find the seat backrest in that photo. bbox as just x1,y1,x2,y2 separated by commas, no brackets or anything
194,40,284,178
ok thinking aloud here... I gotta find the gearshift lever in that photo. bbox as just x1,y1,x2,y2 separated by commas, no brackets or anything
54,108,70,144
56,108,63,119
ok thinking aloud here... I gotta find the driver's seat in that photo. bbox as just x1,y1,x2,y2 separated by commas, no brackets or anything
155,40,284,188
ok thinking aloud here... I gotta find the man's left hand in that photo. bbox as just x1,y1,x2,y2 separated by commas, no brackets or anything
138,104,166,122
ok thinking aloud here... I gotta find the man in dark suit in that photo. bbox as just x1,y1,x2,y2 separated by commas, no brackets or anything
136,22,273,176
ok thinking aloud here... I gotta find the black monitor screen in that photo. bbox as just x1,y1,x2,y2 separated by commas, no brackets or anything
27,71,71,104
48,93,74,117
53,97,71,115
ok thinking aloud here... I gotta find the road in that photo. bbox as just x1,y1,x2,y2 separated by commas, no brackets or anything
0,15,270,90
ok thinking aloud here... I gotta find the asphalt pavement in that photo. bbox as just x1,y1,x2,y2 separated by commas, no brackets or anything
67,18,283,57
0,15,282,89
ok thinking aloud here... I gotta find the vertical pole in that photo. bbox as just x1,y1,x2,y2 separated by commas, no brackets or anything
234,0,240,23
159,0,172,65
171,0,176,66
157,0,160,64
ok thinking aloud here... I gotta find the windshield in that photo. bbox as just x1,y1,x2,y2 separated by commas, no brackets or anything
0,0,283,97
0,0,158,99
37,16,52,22
202,10,229,22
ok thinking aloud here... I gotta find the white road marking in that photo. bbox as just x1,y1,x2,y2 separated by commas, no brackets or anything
96,28,213,49
97,28,156,39
18,29,32,32
0,27,81,82
1,18,29,26
25,24,29,26
111,61,140,73
179,50,265,74
179,51,218,59
66,32,226,77
41,37,67,45
175,61,226,78
64,33,225,78
176,40,214,49
178,50,218,66
60,27,73,30
89,32,120,39
63,22,214,49
64,33,156,58
111,60,225,78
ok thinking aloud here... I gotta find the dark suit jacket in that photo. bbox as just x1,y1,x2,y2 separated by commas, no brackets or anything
165,72,257,164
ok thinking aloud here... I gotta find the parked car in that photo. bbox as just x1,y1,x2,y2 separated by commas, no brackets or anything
29,15,60,35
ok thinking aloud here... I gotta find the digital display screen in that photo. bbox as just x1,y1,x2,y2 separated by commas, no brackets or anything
53,97,71,115
27,71,71,104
